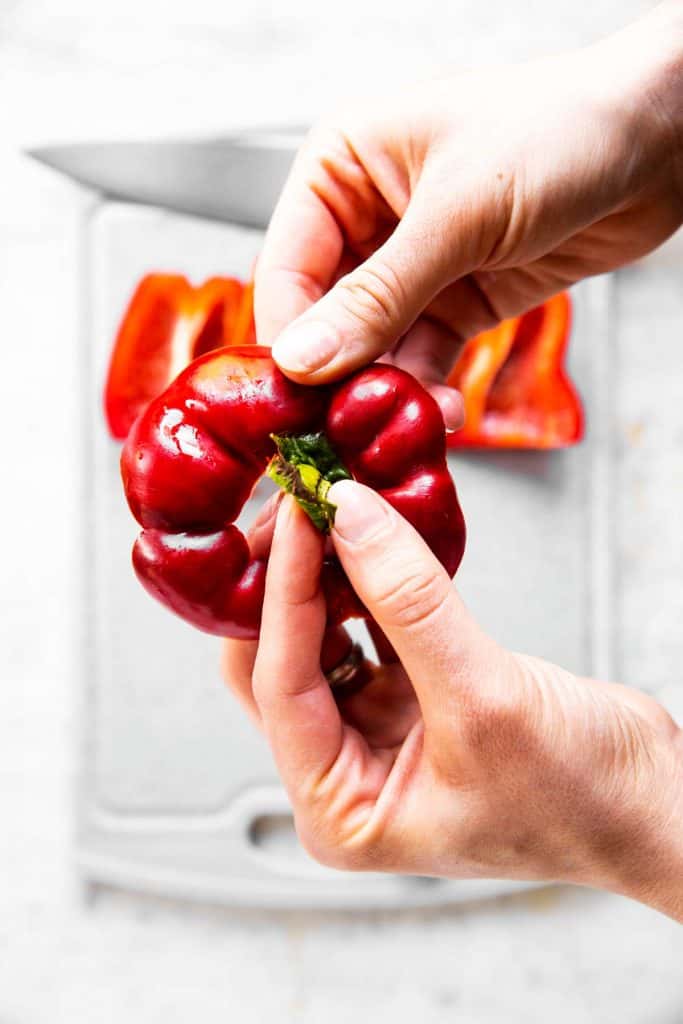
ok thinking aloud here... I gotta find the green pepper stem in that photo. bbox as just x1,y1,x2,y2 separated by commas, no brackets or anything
266,431,351,533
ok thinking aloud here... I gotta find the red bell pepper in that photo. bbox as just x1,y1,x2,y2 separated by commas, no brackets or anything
447,292,583,449
121,346,466,639
105,273,255,440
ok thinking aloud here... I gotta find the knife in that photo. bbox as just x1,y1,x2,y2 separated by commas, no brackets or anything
27,130,306,228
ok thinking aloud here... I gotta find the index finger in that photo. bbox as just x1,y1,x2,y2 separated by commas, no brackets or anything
254,144,344,344
251,497,345,794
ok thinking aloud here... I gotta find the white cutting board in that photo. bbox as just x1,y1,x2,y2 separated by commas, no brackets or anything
77,201,613,908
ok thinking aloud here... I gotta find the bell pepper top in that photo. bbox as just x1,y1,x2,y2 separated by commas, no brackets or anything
267,432,352,532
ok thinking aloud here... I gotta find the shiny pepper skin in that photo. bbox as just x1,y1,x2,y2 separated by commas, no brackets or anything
121,345,466,639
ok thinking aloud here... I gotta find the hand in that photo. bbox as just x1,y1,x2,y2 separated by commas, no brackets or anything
255,2,683,426
223,484,683,920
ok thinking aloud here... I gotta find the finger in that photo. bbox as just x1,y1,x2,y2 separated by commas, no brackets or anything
421,273,502,342
254,144,345,345
392,317,465,430
269,198,445,382
421,384,464,433
220,625,357,726
270,174,488,384
221,638,260,724
229,490,352,719
328,480,500,716
246,490,282,560
222,491,283,723
252,497,346,793
367,619,399,665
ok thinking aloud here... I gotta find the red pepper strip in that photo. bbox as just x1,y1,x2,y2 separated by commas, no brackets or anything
121,346,466,639
105,274,247,440
447,292,583,449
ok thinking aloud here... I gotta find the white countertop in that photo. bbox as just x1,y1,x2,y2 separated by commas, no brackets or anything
2,1,682,1021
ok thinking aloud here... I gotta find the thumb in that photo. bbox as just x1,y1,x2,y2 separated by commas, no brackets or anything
271,193,463,384
328,480,499,715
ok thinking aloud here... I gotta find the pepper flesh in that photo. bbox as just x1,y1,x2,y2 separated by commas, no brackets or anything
447,292,583,449
121,346,466,639
105,273,255,440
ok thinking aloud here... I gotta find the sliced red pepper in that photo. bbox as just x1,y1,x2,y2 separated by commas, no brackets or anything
447,292,583,449
104,274,252,440
121,347,466,639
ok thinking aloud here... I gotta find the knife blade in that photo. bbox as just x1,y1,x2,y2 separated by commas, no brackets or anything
27,131,306,228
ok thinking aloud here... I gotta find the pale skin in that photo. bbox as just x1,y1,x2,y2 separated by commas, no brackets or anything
223,2,683,919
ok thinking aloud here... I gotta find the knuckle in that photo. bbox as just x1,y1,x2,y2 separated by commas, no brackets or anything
308,107,345,139
336,261,406,335
303,118,338,157
308,103,359,144
296,826,339,868
297,822,373,872
295,786,388,872
301,115,358,176
372,565,447,631
253,664,321,705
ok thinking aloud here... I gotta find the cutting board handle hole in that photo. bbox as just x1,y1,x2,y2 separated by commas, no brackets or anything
248,812,300,858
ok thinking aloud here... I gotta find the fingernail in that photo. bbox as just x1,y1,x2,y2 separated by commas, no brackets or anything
272,321,340,373
328,480,391,543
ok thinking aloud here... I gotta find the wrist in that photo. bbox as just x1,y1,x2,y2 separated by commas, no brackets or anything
606,729,683,921
640,3,683,189
597,2,683,198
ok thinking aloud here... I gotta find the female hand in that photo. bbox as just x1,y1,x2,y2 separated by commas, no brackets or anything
223,484,683,920
255,2,683,427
